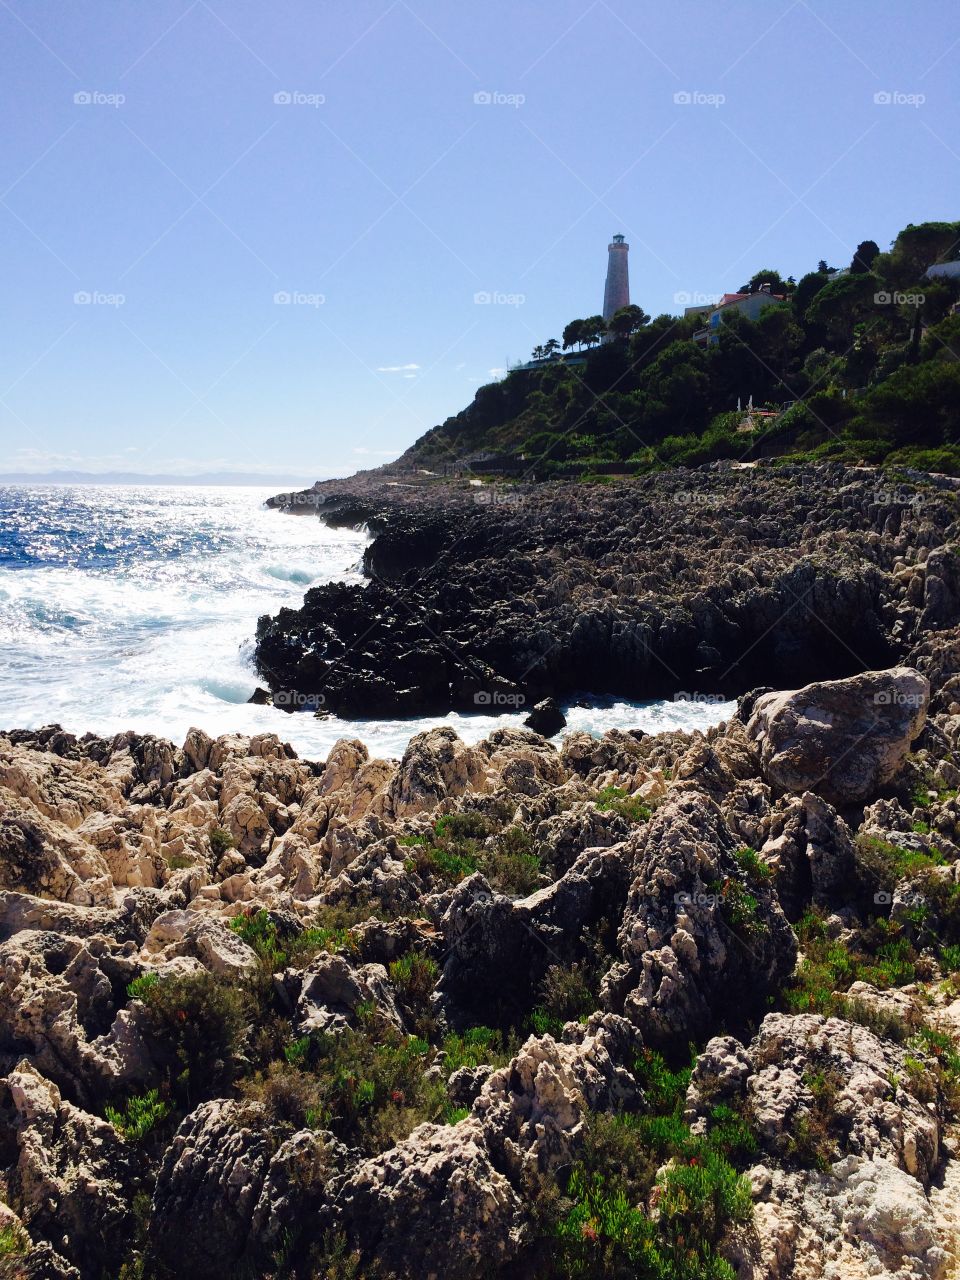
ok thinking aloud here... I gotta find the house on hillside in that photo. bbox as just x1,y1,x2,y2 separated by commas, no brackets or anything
925,261,960,281
692,285,788,347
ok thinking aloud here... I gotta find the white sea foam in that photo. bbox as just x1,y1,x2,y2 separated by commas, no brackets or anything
0,485,733,762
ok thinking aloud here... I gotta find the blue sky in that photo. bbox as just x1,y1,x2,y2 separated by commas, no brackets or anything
0,0,956,478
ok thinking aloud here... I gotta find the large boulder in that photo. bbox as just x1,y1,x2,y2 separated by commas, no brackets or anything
748,668,929,806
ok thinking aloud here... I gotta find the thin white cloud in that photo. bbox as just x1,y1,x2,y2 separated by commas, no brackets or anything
377,362,420,373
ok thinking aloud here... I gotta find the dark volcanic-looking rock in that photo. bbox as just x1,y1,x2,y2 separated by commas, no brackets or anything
253,465,960,719
523,698,566,737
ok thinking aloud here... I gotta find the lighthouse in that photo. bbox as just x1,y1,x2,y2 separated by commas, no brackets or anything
602,233,630,322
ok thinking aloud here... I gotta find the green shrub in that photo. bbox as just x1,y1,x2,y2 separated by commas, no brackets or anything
305,1230,363,1280
441,1025,515,1073
771,1067,848,1171
435,812,490,841
656,1147,752,1257
229,905,372,973
910,1026,960,1109
0,1223,29,1257
783,911,922,1012
704,1104,758,1164
209,826,236,856
855,833,945,881
389,951,439,1004
710,878,766,943
733,847,772,884
403,813,542,897
486,825,542,895
594,785,652,824
105,1089,169,1141
135,969,249,1106
529,962,597,1036
633,1048,691,1114
230,909,287,971
244,1022,446,1154
548,1105,752,1279
127,971,160,1001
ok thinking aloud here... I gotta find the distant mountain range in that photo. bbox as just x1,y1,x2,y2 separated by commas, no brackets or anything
0,470,329,487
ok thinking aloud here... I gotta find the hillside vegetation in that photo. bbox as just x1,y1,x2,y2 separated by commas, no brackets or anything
402,220,960,476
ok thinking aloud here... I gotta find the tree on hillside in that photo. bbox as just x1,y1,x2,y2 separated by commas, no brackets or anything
883,221,960,286
921,313,960,364
850,240,880,273
562,319,585,351
853,360,960,448
739,269,790,296
805,273,880,348
543,338,561,358
607,304,651,341
531,344,545,361
579,315,606,347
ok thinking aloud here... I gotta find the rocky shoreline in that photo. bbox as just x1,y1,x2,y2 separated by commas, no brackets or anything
4,463,960,1278
254,464,960,720
3,646,960,1275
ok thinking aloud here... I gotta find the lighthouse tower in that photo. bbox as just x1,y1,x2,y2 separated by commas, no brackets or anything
602,233,630,322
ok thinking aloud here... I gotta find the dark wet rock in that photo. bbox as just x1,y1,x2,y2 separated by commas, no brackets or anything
253,465,958,719
523,699,566,738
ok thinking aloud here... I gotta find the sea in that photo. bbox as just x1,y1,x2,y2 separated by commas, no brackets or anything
0,485,735,761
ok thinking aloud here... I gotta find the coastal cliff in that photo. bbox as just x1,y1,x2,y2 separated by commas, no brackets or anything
255,463,960,718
